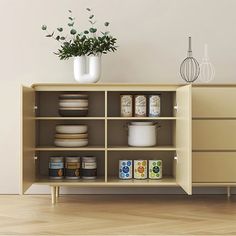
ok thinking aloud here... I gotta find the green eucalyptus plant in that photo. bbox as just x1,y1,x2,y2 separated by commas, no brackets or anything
42,8,118,59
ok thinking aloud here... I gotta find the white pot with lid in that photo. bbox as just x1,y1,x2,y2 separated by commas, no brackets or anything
128,122,158,147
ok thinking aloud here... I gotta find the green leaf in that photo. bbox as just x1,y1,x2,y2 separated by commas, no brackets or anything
68,22,74,27
56,35,60,41
89,28,97,33
69,17,73,21
60,36,65,40
70,29,77,35
46,31,54,37
89,20,97,25
57,27,63,32
86,8,91,11
41,25,47,30
84,30,89,34
104,22,109,27
89,15,94,19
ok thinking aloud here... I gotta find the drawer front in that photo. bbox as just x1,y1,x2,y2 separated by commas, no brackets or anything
193,152,236,182
192,87,236,117
193,120,236,150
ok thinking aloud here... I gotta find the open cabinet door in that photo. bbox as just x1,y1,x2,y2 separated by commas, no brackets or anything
21,86,35,194
176,84,192,195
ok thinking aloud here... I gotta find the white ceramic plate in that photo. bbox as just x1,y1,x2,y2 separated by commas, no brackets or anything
56,125,88,134
54,139,88,147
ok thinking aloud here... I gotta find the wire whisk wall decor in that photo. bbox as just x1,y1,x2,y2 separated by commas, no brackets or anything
180,37,200,83
199,44,215,83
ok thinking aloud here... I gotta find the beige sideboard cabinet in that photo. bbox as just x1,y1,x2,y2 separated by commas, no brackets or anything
21,84,236,204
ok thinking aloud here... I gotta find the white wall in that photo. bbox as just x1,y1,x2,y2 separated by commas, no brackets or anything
1,0,236,194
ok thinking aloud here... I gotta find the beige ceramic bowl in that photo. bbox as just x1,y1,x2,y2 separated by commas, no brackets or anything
56,124,88,134
54,139,88,147
59,99,88,108
55,133,88,139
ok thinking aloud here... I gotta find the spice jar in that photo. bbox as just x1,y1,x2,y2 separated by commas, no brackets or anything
134,95,147,117
119,160,132,179
148,95,161,117
81,156,97,179
120,95,133,117
49,157,64,179
65,157,80,180
149,160,162,179
134,160,147,179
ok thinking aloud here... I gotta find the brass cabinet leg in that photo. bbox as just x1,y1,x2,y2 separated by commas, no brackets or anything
51,186,56,204
227,186,231,198
56,186,60,198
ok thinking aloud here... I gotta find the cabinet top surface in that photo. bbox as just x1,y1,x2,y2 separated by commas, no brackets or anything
30,83,236,91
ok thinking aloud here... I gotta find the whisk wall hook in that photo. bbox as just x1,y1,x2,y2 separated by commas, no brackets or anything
180,37,200,83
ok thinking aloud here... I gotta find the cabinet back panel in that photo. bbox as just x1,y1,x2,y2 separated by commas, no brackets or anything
107,91,174,117
36,91,105,117
107,151,175,178
108,120,174,146
38,151,105,178
37,120,105,146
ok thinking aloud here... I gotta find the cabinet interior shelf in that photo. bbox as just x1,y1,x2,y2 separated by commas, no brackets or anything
35,177,177,187
35,146,105,151
34,146,176,151
107,117,176,120
35,117,105,120
35,116,176,120
107,146,176,151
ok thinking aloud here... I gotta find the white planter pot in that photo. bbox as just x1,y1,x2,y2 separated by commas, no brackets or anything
73,55,101,83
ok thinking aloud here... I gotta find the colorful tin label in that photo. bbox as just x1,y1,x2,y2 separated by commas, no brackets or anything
149,160,162,179
81,156,97,179
49,157,64,179
148,95,161,117
134,160,147,179
134,95,147,117
65,157,80,179
119,160,132,179
120,95,133,117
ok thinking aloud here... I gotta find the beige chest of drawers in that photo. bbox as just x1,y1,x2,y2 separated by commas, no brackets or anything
21,83,236,204
192,85,236,186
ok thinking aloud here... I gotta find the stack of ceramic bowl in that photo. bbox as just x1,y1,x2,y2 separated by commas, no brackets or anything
54,125,88,147
58,93,88,117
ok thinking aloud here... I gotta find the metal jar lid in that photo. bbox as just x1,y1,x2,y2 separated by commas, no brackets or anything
81,156,96,162
65,157,80,162
49,156,64,162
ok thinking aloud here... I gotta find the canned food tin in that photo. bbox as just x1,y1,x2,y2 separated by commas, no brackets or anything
134,160,147,179
81,156,97,179
120,95,133,117
65,157,80,180
134,95,147,117
149,160,162,179
49,157,64,179
119,160,132,179
148,95,161,117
